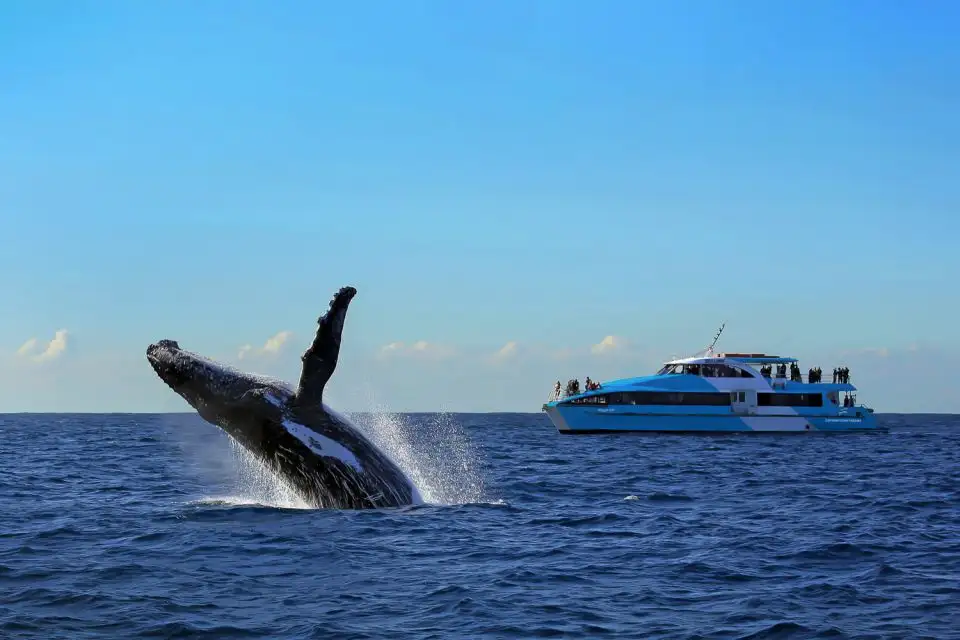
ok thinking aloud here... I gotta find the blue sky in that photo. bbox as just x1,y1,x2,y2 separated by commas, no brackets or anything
1,1,957,413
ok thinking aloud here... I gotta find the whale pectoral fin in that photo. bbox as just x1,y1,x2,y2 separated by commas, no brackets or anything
294,286,357,408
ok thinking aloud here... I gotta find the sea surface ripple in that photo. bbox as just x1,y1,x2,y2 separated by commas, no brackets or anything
0,412,958,639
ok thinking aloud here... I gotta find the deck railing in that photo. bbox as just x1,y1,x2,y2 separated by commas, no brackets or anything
762,373,852,385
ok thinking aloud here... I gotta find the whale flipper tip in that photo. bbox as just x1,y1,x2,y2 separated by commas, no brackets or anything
295,285,358,408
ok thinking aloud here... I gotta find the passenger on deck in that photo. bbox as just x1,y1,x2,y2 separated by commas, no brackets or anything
554,380,562,400
832,368,838,384
790,363,802,382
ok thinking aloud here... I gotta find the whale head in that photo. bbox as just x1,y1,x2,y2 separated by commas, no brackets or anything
146,339,291,418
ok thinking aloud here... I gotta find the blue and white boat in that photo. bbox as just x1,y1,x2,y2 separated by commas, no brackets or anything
542,332,880,434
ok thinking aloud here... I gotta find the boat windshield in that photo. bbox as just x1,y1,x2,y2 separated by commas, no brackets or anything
657,362,756,378
657,364,684,375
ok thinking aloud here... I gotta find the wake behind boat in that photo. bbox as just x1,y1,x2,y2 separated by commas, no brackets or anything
542,329,880,434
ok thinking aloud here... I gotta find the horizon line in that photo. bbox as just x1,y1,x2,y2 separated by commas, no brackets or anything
0,410,954,417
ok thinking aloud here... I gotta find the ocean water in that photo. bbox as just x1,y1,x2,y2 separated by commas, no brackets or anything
0,412,957,639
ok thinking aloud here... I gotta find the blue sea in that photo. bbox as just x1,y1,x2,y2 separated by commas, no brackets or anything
1,412,957,639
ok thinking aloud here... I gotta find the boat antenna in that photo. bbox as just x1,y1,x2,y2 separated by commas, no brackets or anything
705,322,725,356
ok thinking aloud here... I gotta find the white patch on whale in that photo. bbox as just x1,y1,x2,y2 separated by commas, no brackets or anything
282,419,363,473
264,392,285,408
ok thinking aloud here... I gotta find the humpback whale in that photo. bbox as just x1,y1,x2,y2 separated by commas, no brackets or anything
146,286,421,510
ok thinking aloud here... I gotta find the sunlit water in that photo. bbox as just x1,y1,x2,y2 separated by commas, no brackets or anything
0,412,957,638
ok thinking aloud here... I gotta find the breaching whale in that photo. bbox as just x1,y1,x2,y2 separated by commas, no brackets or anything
146,286,421,510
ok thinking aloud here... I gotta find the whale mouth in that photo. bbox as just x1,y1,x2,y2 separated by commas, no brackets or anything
146,339,186,386
147,339,180,354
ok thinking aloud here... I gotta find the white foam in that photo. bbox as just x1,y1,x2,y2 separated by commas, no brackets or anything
319,402,424,504
281,419,363,473
345,390,489,506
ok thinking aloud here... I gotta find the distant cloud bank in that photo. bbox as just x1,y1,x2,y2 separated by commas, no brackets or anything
238,330,292,359
16,329,69,363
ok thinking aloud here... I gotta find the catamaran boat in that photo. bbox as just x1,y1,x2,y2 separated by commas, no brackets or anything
542,329,880,434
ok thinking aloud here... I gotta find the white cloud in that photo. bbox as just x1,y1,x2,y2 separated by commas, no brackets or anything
490,341,519,362
262,331,292,354
380,341,405,354
238,330,293,359
591,335,629,355
16,338,37,357
378,340,456,360
15,330,69,363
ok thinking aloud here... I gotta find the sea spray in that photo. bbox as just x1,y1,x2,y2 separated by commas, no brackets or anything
161,413,311,509
346,392,490,505
162,396,490,509
224,439,312,510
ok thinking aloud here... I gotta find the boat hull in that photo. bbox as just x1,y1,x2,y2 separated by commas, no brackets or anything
542,405,882,434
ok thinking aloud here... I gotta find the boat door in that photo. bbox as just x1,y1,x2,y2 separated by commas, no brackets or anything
731,389,757,415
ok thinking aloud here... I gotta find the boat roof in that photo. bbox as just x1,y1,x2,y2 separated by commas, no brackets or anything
664,352,798,365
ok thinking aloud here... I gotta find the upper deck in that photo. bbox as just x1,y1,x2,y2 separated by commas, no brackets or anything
548,350,857,405
663,352,797,366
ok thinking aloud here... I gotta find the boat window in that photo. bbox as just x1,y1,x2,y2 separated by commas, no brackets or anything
734,366,755,378
701,364,743,378
565,394,609,405
567,392,733,406
656,364,684,375
610,391,731,406
757,393,823,407
683,364,701,375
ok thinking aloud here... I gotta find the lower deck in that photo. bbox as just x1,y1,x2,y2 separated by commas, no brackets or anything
542,405,881,434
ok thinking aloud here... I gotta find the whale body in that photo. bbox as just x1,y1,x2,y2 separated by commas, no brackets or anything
146,286,420,509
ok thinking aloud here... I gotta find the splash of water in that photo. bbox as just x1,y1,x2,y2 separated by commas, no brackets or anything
160,414,310,509
163,395,490,510
346,393,490,505
222,439,312,510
